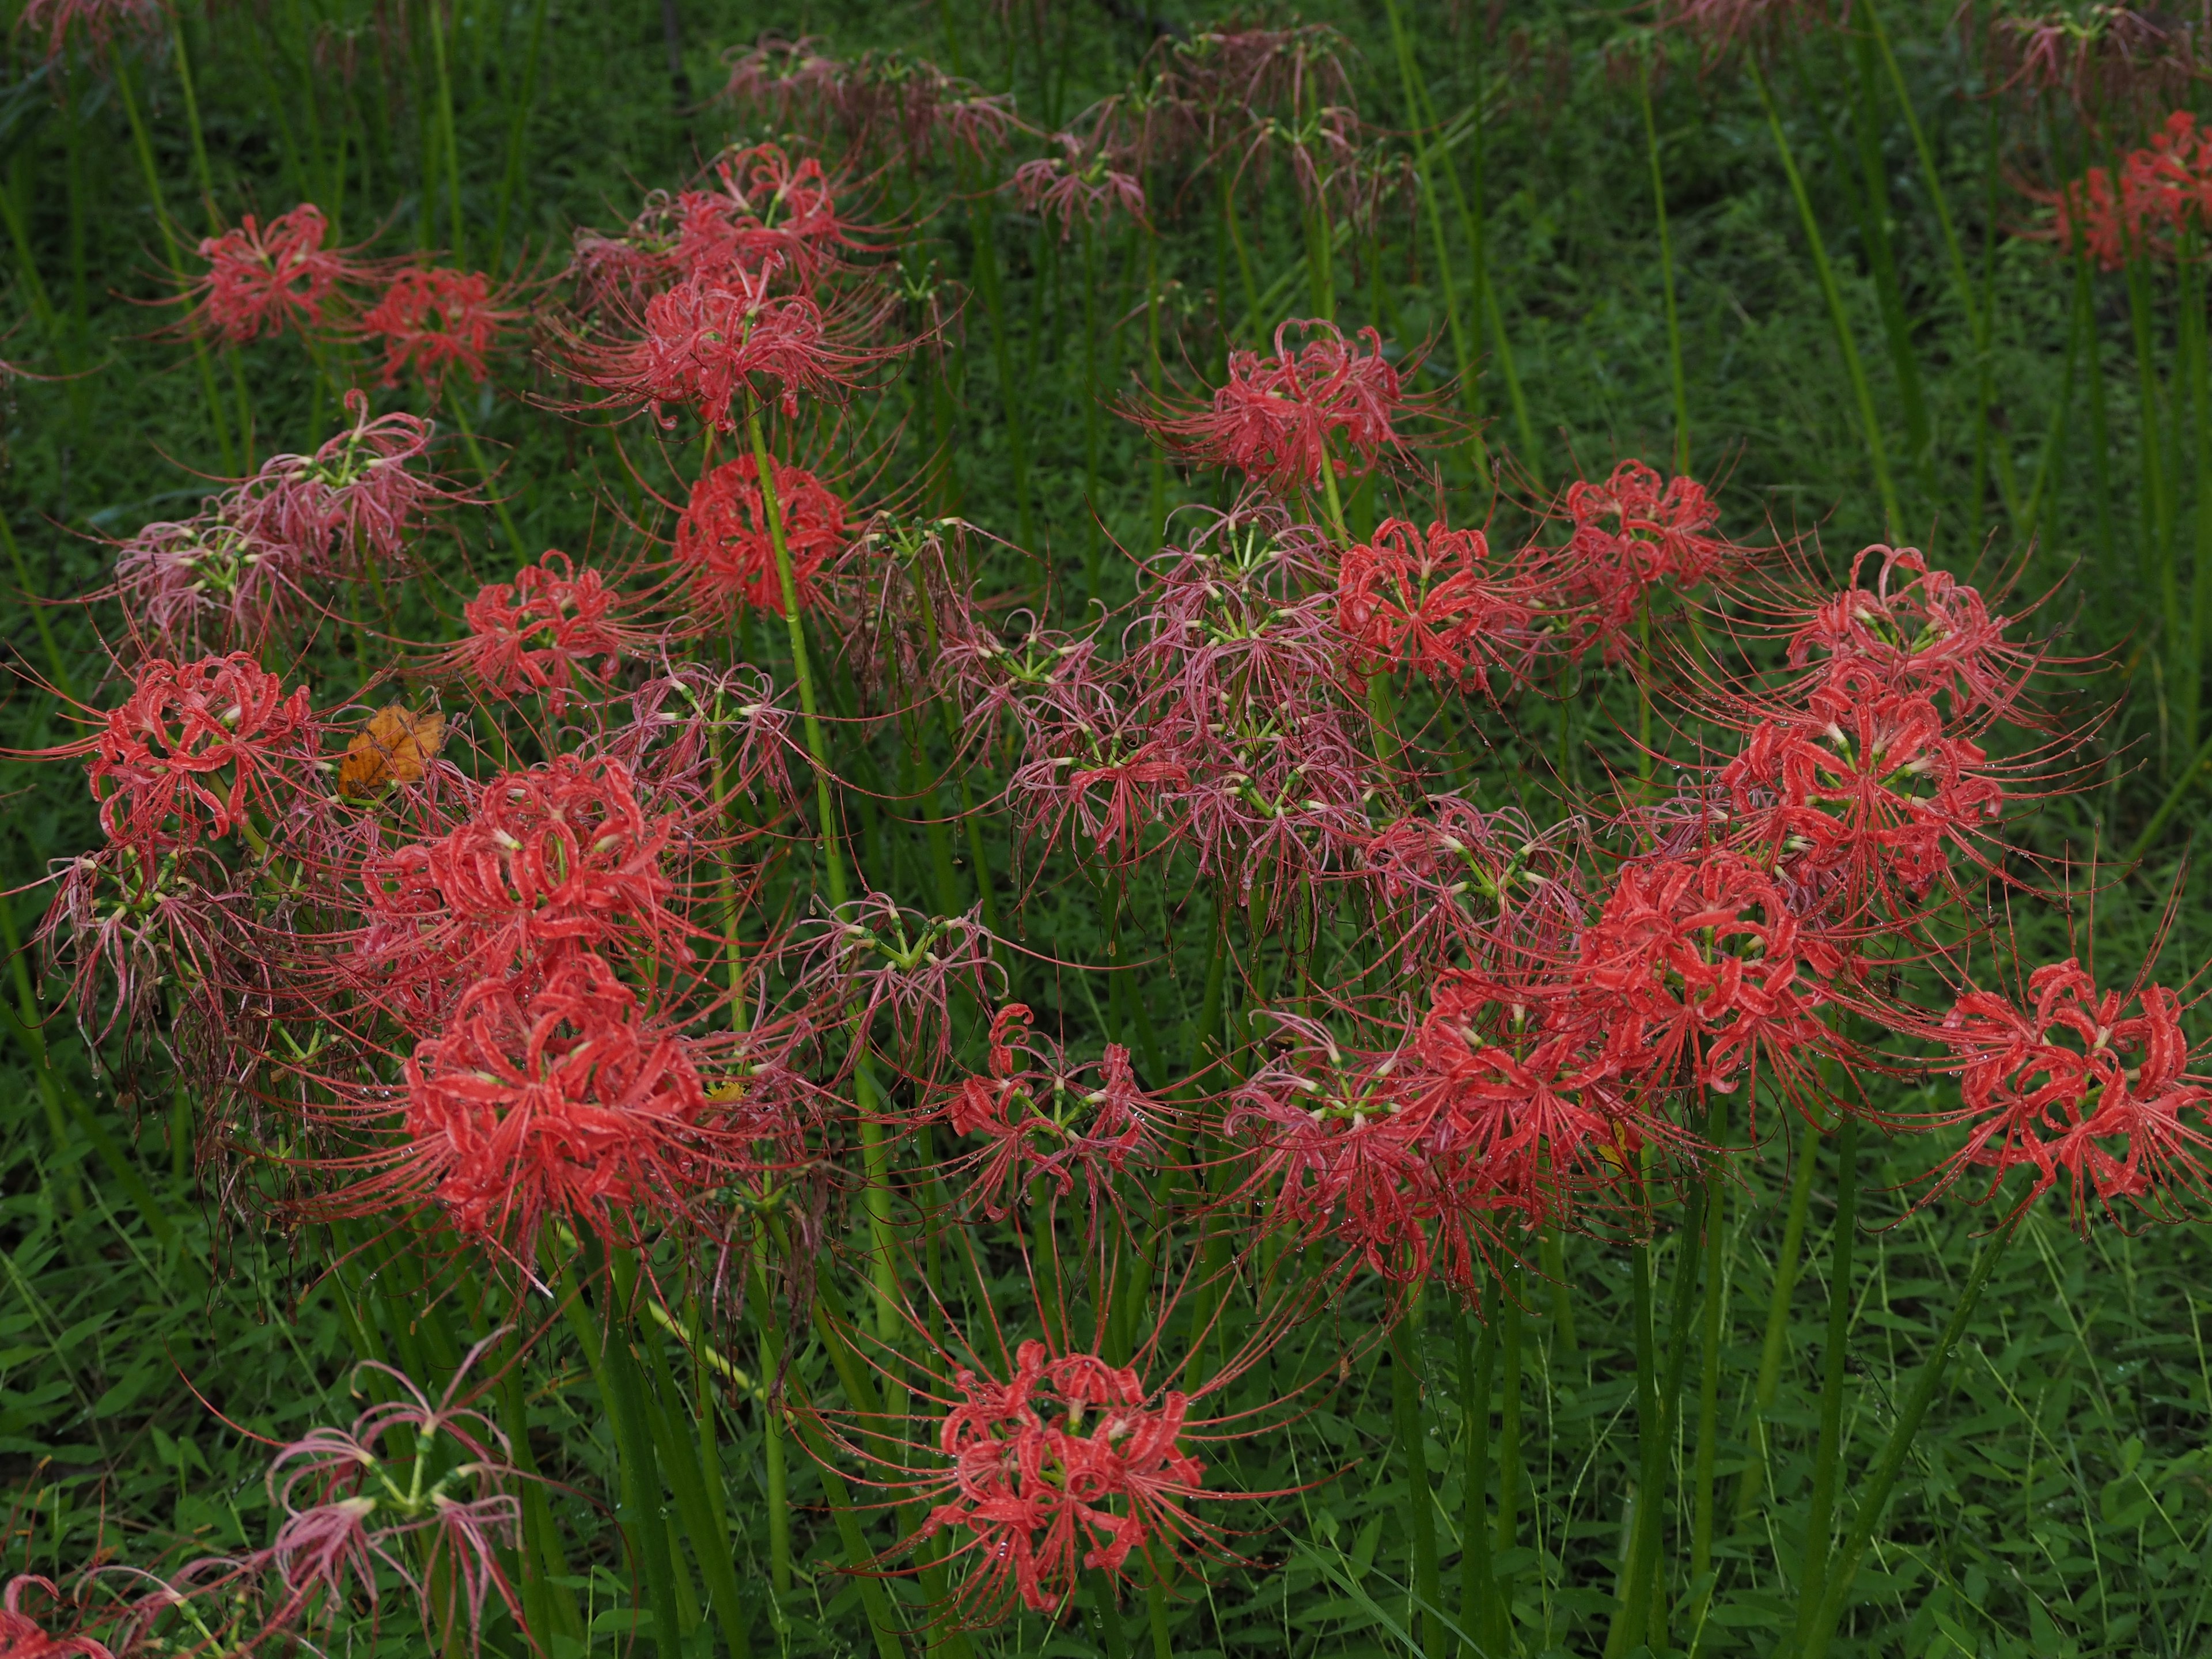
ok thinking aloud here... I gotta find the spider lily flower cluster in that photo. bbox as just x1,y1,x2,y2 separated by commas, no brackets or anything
4,1349,527,1659
25,20,2212,1656
180,203,512,395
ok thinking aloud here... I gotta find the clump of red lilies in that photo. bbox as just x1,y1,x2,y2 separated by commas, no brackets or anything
29,58,2212,1656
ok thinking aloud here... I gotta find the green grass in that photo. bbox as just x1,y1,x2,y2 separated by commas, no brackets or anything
3,3,2211,1658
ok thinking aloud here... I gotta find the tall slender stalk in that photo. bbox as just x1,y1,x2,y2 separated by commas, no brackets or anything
1839,30,1936,520
558,1249,689,1659
747,407,850,908
426,0,466,262
1383,0,1490,488
1686,1096,1730,1642
1734,1112,1821,1519
1798,1221,2017,1659
1861,0,2025,531
110,59,236,476
1749,58,1899,537
1399,43,1537,478
1456,1306,1499,1657
1788,1115,1863,1656
1638,56,1691,475
1391,1298,1445,1657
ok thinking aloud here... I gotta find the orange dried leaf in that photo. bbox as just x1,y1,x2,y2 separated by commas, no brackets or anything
340,705,446,799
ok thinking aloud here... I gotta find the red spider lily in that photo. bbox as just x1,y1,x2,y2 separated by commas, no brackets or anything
1128,501,1343,713
347,755,698,1041
1131,319,1416,495
719,37,1014,165
1716,671,2008,903
1657,0,1834,55
1227,1017,1465,1286
2029,112,2212,267
1336,517,1551,691
16,0,164,63
1921,959,2212,1225
359,268,513,394
584,661,799,813
1555,459,1734,663
1227,1002,1600,1293
1988,8,2205,114
109,514,302,660
36,843,256,1056
925,1005,1164,1222
675,143,861,285
253,1339,522,1649
1168,22,1354,122
225,390,467,576
1358,797,1588,975
565,256,891,430
1010,135,1147,240
1782,544,2044,722
390,949,734,1248
1,1578,115,1659
790,892,998,1067
567,144,867,309
185,204,365,344
904,1339,1213,1621
1417,975,1700,1228
1569,850,1854,1104
933,600,1119,753
672,453,848,615
1006,711,1190,868
455,550,638,713
44,654,321,864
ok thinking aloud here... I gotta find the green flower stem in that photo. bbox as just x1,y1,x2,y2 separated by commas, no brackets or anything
1799,1219,2018,1659
1638,56,1690,475
1403,47,1537,479
0,889,82,1217
806,1272,976,1659
2126,723,2212,863
1147,229,1166,545
1088,1567,1131,1659
1787,1114,1865,1657
559,1247,691,1659
1603,1241,1661,1659
492,0,552,272
1838,31,1936,519
2018,261,2089,546
747,407,850,907
1749,58,1898,539
2183,245,2212,760
1860,0,2024,529
1687,1098,1732,1637
445,392,526,557
615,1252,755,1659
2125,259,2175,685
1455,1306,1500,1656
1734,1112,1821,1520
166,12,218,226
1390,1296,1445,1658
909,560,1003,941
0,509,78,705
747,1242,793,1600
1382,0,1488,487
1608,1179,1706,1656
425,0,465,262
967,186,1033,548
1494,1272,1524,1559
483,1328,585,1649
111,56,237,477
1542,1226,1577,1355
